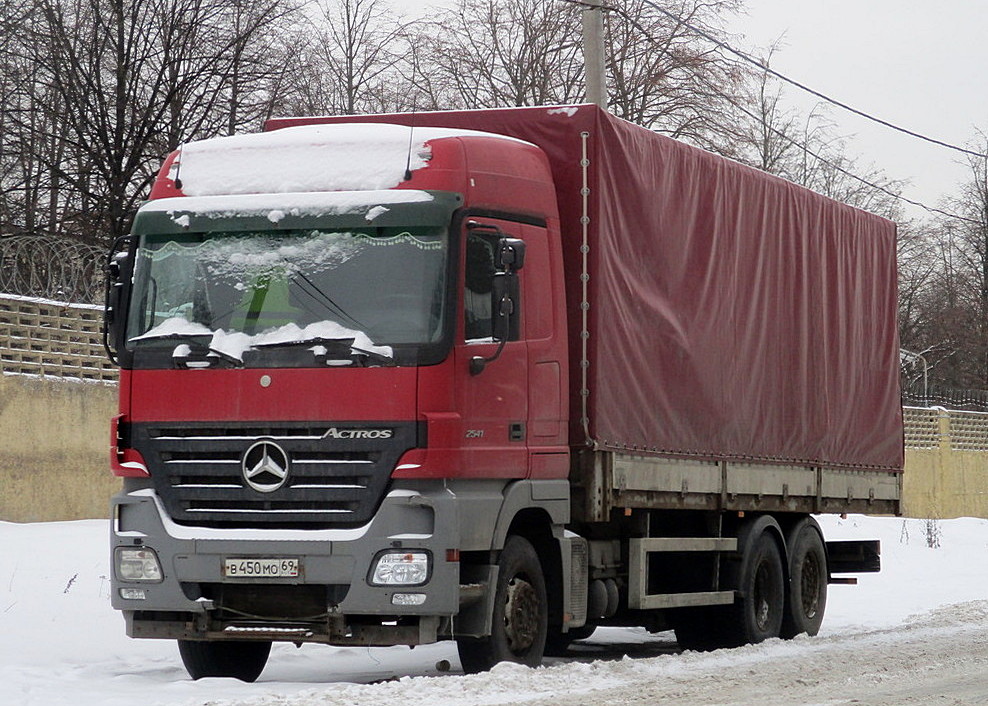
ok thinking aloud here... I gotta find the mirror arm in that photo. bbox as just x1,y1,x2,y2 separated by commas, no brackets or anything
470,337,507,375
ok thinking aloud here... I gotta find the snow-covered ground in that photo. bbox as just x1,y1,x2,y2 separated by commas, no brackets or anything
2,514,986,706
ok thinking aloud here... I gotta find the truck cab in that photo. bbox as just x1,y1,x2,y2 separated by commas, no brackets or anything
107,123,572,680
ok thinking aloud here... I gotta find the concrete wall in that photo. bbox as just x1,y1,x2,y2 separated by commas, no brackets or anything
0,376,986,524
0,374,119,522
902,406,988,519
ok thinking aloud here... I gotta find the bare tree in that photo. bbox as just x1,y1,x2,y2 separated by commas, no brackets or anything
322,0,407,114
216,0,301,136
4,0,302,246
603,0,747,147
727,56,904,219
897,220,940,360
413,0,585,109
725,46,801,171
275,0,411,116
929,133,988,387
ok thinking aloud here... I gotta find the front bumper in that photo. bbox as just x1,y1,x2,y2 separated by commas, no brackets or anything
110,480,466,645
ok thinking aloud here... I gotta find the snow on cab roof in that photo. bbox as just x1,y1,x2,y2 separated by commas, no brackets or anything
170,123,531,197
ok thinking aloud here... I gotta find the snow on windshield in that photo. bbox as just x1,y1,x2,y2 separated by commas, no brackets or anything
130,316,212,339
129,231,389,360
188,230,366,289
171,123,531,197
133,316,392,362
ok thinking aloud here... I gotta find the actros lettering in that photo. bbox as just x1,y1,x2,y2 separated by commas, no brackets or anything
325,427,393,440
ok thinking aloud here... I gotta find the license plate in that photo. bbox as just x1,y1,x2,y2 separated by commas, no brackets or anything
223,557,300,578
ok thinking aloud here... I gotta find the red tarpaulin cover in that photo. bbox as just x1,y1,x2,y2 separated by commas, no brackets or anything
267,105,904,472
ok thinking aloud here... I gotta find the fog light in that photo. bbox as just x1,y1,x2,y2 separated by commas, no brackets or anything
392,593,427,606
116,547,163,582
119,588,147,600
370,552,429,586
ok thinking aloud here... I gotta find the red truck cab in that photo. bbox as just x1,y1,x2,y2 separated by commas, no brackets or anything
107,123,572,680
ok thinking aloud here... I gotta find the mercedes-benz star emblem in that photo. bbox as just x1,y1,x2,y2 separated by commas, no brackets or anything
242,440,290,493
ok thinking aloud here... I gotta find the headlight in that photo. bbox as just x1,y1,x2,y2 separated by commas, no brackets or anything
370,551,429,586
116,547,163,582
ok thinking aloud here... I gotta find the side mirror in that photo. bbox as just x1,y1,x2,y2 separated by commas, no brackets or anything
470,240,524,376
103,237,132,364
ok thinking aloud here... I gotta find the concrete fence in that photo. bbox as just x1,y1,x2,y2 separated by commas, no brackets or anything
0,385,985,522
0,374,118,522
902,406,988,519
0,294,988,522
0,295,117,520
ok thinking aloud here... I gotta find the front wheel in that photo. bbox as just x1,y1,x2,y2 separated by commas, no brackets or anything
177,639,271,682
724,530,785,647
456,535,548,673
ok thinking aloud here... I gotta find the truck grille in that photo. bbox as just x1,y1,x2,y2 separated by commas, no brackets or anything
131,422,421,528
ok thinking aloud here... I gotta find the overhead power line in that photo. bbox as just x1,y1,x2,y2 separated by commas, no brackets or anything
559,0,984,223
560,0,988,161
725,98,982,224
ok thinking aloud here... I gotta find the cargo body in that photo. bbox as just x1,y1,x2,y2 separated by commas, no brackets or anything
106,105,902,680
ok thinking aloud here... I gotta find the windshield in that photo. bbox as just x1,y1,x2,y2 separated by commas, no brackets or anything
125,225,448,368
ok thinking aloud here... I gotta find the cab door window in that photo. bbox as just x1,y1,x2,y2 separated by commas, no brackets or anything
464,233,497,341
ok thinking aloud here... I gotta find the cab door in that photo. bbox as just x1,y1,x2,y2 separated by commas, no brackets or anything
453,218,529,478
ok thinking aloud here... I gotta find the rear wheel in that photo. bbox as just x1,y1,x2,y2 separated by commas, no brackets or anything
456,535,548,673
781,517,828,638
177,639,271,682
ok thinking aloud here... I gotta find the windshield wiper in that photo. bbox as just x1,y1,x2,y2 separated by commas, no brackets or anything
250,336,396,367
130,332,244,368
291,273,368,331
350,345,398,367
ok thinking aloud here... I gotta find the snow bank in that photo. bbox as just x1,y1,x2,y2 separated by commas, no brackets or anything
2,515,987,705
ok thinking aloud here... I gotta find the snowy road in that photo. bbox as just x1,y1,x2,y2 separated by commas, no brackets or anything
541,605,988,705
4,515,988,705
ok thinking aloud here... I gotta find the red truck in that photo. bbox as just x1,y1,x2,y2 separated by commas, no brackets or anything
104,105,902,681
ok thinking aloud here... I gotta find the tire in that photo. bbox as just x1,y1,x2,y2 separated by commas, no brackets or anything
177,639,271,682
456,535,548,673
725,531,785,646
781,517,828,638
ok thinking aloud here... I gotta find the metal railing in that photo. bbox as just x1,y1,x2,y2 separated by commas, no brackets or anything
902,383,988,413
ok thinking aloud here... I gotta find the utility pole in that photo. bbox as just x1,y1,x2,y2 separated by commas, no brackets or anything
582,0,607,109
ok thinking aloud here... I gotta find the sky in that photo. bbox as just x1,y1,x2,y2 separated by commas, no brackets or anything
393,0,988,221
730,0,988,219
